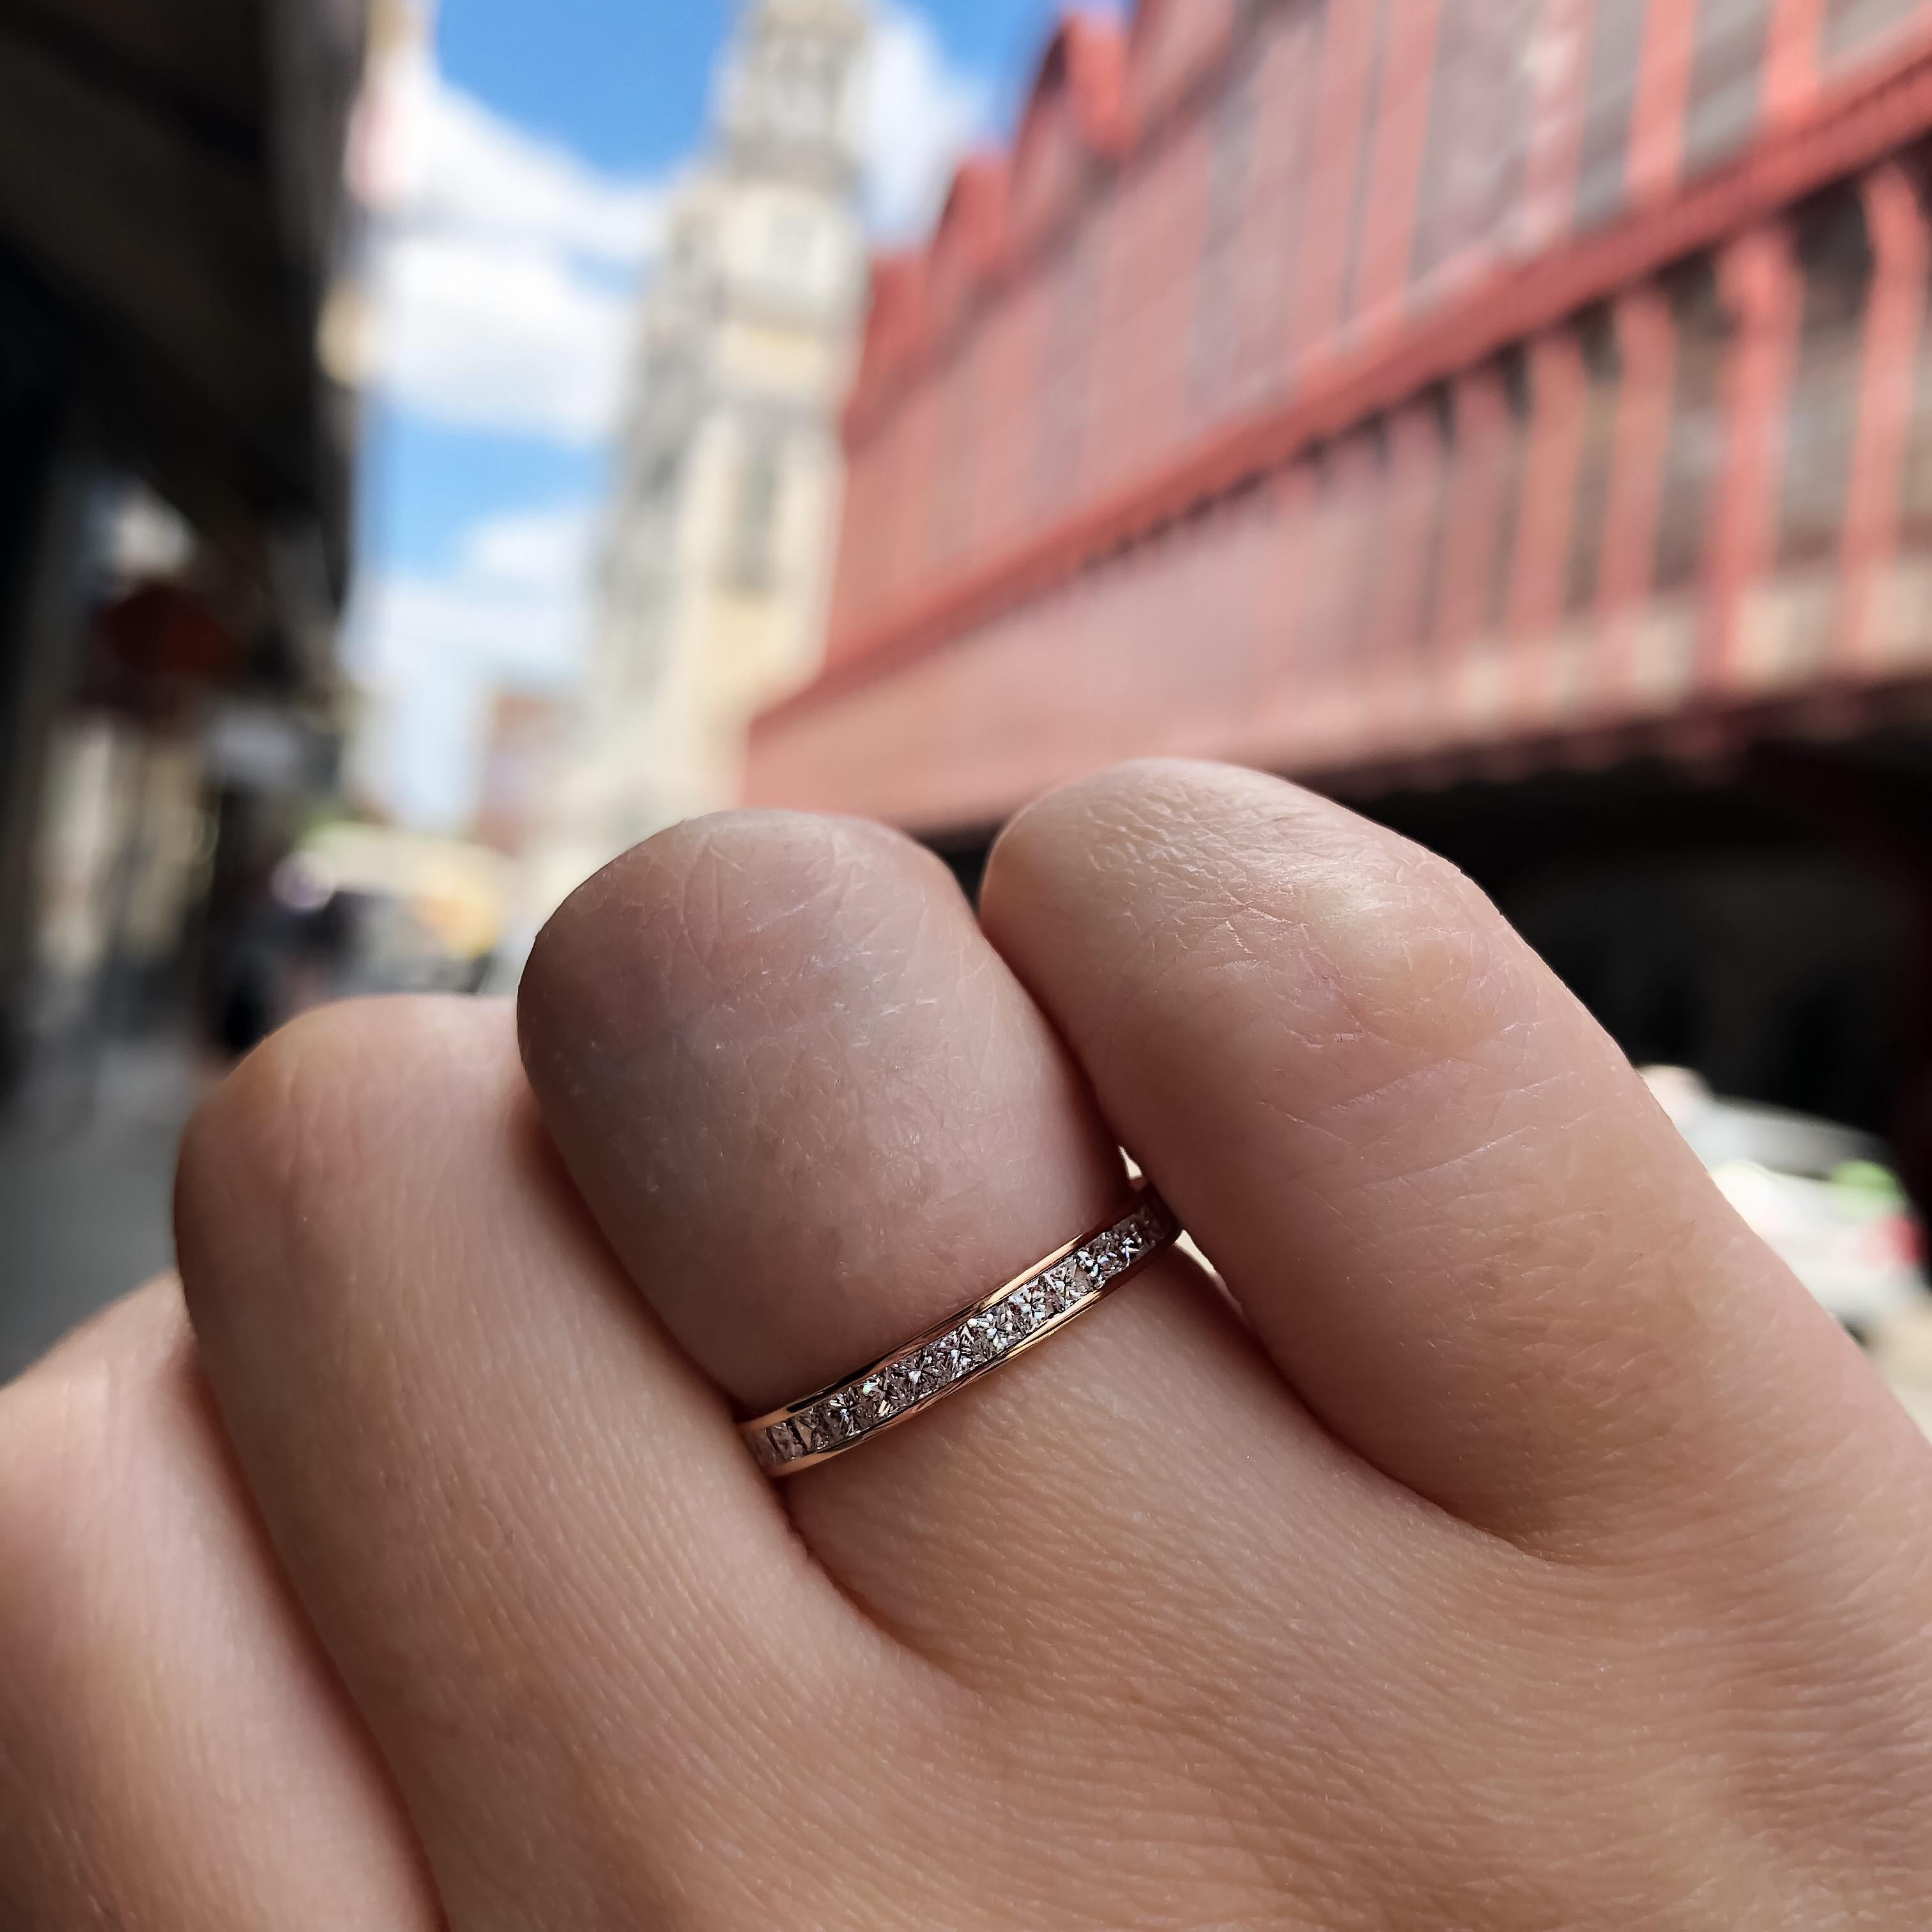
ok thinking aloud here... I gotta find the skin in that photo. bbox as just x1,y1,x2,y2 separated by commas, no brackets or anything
2,758,1930,1929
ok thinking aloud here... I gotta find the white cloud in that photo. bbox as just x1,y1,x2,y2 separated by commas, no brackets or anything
348,5,1000,826
358,37,667,443
457,500,597,588
370,227,636,442
862,3,995,243
345,504,596,829
384,64,666,266
355,5,995,445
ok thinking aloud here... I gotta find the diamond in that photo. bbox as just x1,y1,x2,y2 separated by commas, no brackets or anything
942,1326,984,1376
1044,1259,1085,1310
1081,1230,1125,1285
1140,1197,1176,1243
979,1303,1011,1348
995,1294,1032,1343
819,1394,858,1443
765,1421,803,1464
865,1376,916,1422
1011,1282,1046,1330
855,1372,901,1423
956,1315,997,1366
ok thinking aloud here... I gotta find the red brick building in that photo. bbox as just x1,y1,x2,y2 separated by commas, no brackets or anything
749,0,1932,1176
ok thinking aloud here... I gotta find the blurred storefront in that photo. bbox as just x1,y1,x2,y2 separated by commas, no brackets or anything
748,0,1932,1212
0,0,373,1100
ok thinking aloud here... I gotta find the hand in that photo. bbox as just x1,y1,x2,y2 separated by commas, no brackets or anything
5,761,1931,1929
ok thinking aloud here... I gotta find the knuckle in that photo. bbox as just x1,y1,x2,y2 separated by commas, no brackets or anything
176,997,502,1330
176,1005,360,1287
0,1377,109,1629
1003,758,1524,1050
0,1285,190,1650
521,808,957,1062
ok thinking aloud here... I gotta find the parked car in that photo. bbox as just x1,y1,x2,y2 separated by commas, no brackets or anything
1640,1066,1928,1332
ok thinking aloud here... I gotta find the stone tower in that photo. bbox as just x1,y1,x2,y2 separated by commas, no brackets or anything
523,0,868,917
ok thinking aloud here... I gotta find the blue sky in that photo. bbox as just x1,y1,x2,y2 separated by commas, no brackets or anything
350,0,1089,825
440,0,1070,178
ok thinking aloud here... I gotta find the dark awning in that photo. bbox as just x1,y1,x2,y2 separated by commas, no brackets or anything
0,0,367,624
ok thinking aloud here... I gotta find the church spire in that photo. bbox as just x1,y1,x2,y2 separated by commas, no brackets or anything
718,0,867,190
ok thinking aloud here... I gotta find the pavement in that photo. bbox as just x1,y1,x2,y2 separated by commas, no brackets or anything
0,1032,206,1382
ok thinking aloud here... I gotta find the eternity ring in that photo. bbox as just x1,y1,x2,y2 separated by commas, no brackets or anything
740,1185,1180,1476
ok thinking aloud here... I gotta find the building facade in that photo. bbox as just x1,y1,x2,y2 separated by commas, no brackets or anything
524,0,868,916
0,0,369,1087
748,0,1932,1196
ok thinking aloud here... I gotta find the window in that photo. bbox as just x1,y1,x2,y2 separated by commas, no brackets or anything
1682,0,1772,176
1335,0,1392,323
1368,394,1453,670
1188,59,1259,413
726,435,783,591
1776,193,1872,569
930,331,984,568
1409,388,1455,654
1232,0,1324,397
1573,0,1650,231
763,209,819,298
1297,428,1388,671
767,43,831,139
1410,0,1536,284
1485,350,1532,629
1653,261,1728,594
1033,213,1100,510
1563,310,1623,614
636,443,684,510
769,211,813,271
1823,0,1920,65
1899,206,1932,552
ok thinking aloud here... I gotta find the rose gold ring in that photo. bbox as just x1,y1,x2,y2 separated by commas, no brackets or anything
740,1184,1180,1477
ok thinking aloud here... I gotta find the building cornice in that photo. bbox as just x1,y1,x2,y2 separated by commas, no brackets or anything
760,24,1932,736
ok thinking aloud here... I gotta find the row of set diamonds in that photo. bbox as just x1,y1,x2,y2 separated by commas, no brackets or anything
755,1193,1176,1471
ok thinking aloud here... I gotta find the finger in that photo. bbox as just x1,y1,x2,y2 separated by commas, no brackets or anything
177,998,903,1927
516,812,1423,1659
980,760,1922,1553
0,1279,435,1929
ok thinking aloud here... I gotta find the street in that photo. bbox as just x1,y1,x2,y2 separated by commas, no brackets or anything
0,1034,200,1381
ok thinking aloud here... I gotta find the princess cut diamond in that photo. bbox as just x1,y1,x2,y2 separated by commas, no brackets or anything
855,1373,899,1423
987,1297,1025,1346
744,1190,1181,1477
1081,1230,1124,1284
966,1310,1006,1360
1044,1259,1085,1310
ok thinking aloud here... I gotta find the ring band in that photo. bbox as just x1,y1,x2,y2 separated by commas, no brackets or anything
740,1184,1180,1476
